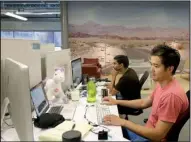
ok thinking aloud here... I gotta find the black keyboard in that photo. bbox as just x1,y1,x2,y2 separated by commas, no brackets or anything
48,106,63,114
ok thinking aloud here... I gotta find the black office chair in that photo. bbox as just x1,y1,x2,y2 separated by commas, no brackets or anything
127,71,149,116
165,90,190,141
144,89,190,133
139,71,149,90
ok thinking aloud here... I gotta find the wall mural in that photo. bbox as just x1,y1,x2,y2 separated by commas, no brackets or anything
68,1,190,74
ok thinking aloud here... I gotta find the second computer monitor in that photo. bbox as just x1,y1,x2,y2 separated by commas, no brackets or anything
4,58,34,141
71,58,82,87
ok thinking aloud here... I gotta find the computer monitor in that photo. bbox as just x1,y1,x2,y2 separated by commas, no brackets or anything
3,58,34,141
71,58,82,87
1,58,5,105
30,82,49,117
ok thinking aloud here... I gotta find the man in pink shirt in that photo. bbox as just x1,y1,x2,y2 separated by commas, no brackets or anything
102,44,189,141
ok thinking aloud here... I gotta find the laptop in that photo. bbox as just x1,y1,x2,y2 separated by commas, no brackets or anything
30,82,63,117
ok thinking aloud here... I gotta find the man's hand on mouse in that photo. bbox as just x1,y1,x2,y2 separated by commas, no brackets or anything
102,96,117,105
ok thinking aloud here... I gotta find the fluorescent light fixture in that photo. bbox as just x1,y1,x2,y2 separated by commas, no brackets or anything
16,11,60,15
5,12,28,21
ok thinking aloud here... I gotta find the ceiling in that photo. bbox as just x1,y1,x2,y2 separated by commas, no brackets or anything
1,1,61,21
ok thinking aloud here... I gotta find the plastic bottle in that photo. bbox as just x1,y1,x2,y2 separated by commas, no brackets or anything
87,78,97,103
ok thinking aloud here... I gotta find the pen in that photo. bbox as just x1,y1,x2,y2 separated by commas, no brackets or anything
72,123,76,130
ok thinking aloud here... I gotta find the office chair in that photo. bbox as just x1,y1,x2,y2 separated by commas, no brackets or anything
139,71,149,90
165,90,190,141
127,71,149,116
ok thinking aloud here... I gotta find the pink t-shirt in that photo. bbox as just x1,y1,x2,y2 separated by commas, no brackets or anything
146,78,189,129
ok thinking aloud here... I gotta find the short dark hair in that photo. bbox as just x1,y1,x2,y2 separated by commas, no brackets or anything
151,44,180,75
114,55,129,68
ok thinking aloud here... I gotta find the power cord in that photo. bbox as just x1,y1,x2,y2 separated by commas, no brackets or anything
84,105,110,134
3,120,13,127
1,136,6,141
3,116,14,128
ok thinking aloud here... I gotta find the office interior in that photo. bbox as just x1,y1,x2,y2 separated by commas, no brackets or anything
1,1,190,141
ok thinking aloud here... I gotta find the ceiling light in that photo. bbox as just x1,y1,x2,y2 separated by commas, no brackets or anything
16,11,60,15
4,12,28,21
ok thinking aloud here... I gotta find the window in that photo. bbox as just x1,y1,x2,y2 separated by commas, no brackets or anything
1,31,14,38
1,31,62,49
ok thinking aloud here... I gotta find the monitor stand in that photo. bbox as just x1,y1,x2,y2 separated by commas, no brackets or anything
1,97,10,129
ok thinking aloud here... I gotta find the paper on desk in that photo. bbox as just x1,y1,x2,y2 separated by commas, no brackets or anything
61,103,77,120
39,121,92,141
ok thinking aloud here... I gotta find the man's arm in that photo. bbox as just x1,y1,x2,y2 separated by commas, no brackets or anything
107,69,119,92
103,95,152,109
122,120,173,141
110,75,117,89
110,88,119,96
116,95,152,109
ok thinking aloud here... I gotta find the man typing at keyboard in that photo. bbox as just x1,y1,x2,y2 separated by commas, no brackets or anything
105,55,141,118
102,45,189,142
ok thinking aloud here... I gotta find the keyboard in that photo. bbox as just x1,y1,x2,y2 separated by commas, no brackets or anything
96,82,107,86
96,104,111,124
48,106,63,114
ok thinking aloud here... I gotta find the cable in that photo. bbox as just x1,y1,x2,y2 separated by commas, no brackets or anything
84,105,110,134
84,105,98,127
3,119,14,128
1,136,6,141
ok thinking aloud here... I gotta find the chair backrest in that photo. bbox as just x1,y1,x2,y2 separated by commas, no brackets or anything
166,90,190,141
139,71,149,89
128,71,149,116
83,58,99,64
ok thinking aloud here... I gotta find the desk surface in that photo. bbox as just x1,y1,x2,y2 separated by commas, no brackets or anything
1,86,129,141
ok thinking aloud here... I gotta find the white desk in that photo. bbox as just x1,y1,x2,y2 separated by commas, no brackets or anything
1,87,129,141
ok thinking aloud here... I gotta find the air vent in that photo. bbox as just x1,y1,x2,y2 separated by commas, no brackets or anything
1,1,60,10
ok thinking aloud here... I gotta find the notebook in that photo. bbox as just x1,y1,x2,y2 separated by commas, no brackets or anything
38,121,93,141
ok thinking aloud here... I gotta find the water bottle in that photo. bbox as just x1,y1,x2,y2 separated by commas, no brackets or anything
87,78,97,103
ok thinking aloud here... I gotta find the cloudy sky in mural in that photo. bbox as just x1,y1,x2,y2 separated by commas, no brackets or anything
68,1,189,28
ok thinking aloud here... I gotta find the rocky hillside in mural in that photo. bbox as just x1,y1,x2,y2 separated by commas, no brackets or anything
68,21,189,75
69,21,189,40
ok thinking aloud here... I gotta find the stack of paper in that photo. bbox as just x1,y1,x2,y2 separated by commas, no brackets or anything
39,121,92,141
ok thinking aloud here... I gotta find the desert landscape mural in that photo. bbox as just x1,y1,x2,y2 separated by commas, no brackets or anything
68,1,189,74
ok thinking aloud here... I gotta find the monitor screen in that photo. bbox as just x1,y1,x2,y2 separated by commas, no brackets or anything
30,83,49,116
71,58,82,87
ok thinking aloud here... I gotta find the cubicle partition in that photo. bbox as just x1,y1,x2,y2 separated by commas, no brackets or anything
31,43,56,80
42,49,73,90
35,43,55,55
1,38,42,88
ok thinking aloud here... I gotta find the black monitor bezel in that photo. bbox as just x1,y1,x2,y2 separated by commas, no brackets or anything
71,57,82,85
30,81,49,117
